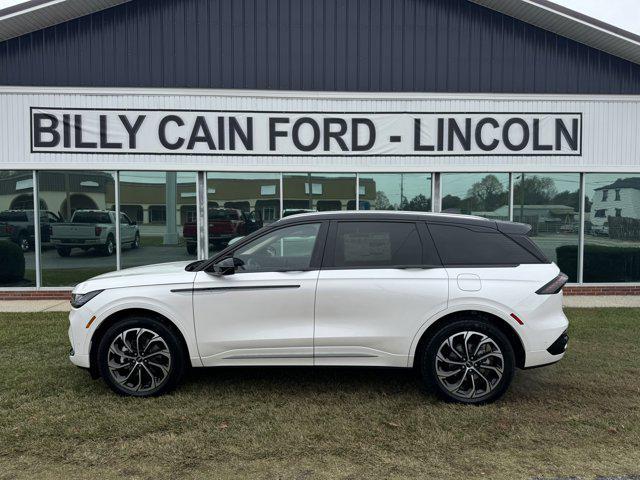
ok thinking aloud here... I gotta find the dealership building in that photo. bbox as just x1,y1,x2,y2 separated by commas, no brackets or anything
2,0,640,295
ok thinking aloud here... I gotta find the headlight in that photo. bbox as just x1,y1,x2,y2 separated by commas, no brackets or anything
70,290,104,309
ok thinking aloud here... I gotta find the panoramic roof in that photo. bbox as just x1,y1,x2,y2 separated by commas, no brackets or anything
0,0,639,65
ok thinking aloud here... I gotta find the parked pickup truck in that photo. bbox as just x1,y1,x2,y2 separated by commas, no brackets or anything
51,210,139,257
0,210,62,251
183,207,262,255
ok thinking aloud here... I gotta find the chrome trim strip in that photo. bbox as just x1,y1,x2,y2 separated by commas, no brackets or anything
171,285,301,293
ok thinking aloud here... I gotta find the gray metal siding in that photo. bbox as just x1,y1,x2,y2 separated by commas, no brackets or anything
1,0,640,93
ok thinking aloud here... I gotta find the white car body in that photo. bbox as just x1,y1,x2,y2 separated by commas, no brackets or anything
68,211,569,401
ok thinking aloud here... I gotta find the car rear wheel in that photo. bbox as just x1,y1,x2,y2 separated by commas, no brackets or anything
17,233,30,252
131,232,140,249
421,319,515,405
101,235,115,256
56,246,71,257
97,316,186,397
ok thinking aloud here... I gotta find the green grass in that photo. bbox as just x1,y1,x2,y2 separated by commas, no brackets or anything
0,309,639,479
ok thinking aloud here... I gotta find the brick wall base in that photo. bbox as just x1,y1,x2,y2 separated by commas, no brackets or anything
1,286,640,300
0,291,72,300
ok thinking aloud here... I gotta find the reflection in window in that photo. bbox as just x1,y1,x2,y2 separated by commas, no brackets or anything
120,171,197,263
357,174,432,211
283,173,356,215
513,173,580,281
206,172,280,255
441,173,509,219
38,170,116,286
0,171,36,286
584,175,640,282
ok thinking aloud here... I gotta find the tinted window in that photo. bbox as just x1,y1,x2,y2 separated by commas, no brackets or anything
0,211,27,222
72,211,112,223
333,221,422,268
234,223,321,272
428,223,542,266
210,209,240,220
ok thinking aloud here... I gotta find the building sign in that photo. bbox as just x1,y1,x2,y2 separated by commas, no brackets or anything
31,108,581,157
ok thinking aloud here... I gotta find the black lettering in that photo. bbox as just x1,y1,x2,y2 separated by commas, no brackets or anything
413,118,434,151
74,115,97,149
187,116,216,150
448,118,472,151
292,117,320,152
437,118,445,151
217,117,225,150
119,115,145,149
269,117,289,151
532,119,553,151
158,115,185,150
555,118,579,151
351,118,376,151
33,113,60,148
99,115,123,149
502,118,530,151
62,114,71,148
229,116,253,150
323,118,349,151
475,117,500,151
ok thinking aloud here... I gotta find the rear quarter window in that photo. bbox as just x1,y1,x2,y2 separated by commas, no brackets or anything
427,223,543,266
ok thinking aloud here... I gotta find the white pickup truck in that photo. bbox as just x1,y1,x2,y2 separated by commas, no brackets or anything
50,210,139,257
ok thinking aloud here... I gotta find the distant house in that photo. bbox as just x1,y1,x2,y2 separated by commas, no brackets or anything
591,177,640,224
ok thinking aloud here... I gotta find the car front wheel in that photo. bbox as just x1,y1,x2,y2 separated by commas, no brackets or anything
97,316,186,397
421,319,515,405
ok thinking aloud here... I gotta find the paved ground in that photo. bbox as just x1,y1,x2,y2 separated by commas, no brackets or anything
1,295,640,312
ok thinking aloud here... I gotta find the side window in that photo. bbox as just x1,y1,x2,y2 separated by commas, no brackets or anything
332,221,423,268
427,223,542,266
120,213,133,225
234,223,321,272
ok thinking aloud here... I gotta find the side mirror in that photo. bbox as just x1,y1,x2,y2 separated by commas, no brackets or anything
210,257,243,276
228,236,244,247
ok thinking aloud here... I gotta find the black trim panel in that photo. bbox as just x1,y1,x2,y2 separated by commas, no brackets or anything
171,285,300,293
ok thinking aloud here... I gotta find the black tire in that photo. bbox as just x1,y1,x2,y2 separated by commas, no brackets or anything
17,233,31,252
97,316,187,397
56,246,71,257
131,232,140,249
420,319,515,405
101,234,115,256
186,242,197,255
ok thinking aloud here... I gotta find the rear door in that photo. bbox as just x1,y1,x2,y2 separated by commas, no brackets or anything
314,219,449,367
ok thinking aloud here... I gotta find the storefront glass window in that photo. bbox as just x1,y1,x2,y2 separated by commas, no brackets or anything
584,174,640,282
206,172,281,255
283,173,356,214
38,170,117,286
513,173,580,282
0,171,37,287
119,171,197,267
357,174,432,211
441,173,509,219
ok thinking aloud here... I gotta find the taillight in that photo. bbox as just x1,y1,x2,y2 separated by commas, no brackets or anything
95,226,102,236
536,273,569,295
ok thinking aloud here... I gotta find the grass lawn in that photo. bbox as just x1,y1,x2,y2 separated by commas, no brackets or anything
0,309,638,479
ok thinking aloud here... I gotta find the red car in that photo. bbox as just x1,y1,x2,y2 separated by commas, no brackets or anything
183,208,262,255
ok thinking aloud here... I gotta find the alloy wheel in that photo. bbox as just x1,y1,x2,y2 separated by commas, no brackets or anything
107,328,172,393
435,330,504,400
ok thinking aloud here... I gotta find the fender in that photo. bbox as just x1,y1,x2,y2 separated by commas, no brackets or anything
83,295,203,367
406,301,530,368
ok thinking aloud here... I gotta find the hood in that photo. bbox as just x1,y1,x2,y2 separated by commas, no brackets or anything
74,260,197,293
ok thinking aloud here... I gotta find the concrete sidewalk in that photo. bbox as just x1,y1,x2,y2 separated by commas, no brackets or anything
1,296,640,313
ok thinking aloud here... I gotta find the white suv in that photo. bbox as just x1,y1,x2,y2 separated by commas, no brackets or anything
68,211,569,404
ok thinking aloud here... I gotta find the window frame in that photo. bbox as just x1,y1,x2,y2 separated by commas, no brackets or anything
203,220,330,274
322,219,440,270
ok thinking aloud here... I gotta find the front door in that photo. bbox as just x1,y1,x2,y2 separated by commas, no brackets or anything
314,220,449,367
193,221,327,366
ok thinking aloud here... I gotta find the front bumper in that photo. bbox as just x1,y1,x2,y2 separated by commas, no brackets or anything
68,308,92,368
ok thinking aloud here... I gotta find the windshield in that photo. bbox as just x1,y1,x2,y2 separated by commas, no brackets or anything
72,211,112,223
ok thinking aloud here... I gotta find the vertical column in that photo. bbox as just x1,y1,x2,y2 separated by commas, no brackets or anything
508,173,514,222
431,173,441,212
32,171,42,288
355,173,360,210
197,171,208,260
578,173,586,284
164,171,178,244
279,173,284,219
114,171,121,271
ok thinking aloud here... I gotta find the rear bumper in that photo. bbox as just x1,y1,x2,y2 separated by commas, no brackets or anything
547,330,569,356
